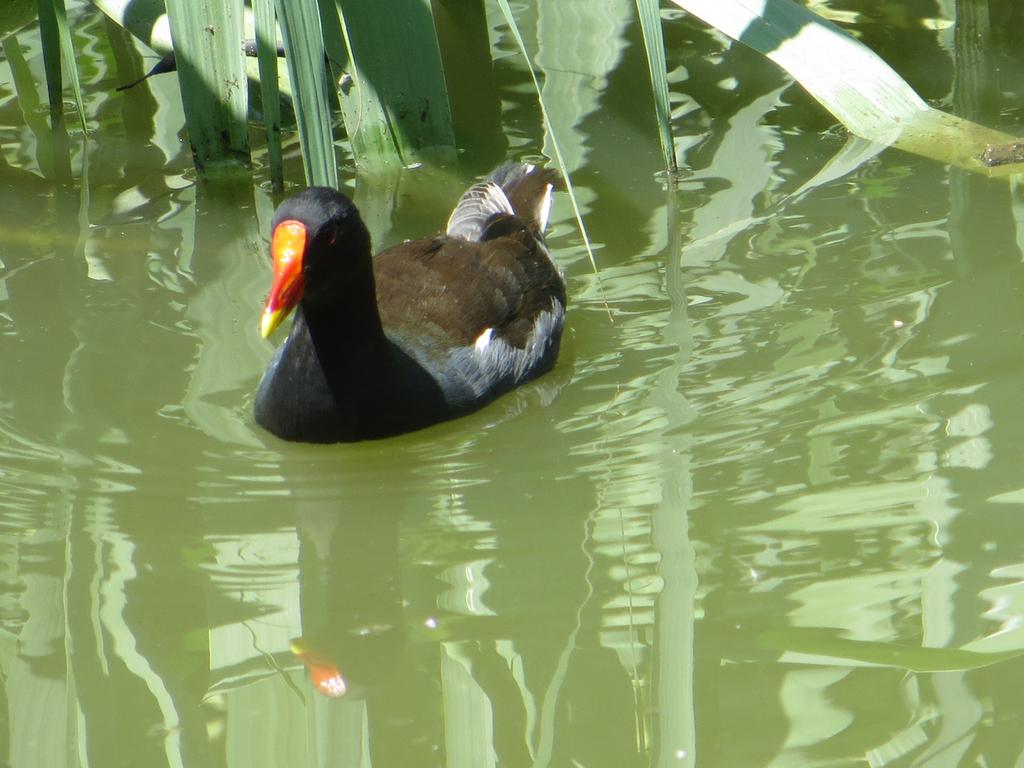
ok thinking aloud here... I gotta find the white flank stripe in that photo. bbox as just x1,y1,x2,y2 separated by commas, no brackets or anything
474,327,495,351
537,183,553,233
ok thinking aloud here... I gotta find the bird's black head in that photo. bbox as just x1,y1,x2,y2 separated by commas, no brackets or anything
261,187,372,338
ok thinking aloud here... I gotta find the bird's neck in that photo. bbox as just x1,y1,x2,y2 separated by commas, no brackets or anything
292,262,395,393
298,261,389,367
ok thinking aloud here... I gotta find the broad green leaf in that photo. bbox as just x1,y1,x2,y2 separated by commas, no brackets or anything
165,0,249,169
671,0,1022,174
330,0,455,167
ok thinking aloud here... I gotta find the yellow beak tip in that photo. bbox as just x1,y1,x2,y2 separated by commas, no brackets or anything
260,308,285,339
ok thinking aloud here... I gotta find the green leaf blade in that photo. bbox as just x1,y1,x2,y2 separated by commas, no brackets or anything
165,0,250,169
635,0,677,175
252,0,284,190
276,0,337,187
331,0,456,167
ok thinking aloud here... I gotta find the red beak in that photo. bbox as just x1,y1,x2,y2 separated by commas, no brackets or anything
260,219,308,338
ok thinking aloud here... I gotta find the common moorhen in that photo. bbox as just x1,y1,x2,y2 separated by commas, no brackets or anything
254,163,566,442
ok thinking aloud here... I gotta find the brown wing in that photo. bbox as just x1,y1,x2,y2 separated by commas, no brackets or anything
373,222,565,354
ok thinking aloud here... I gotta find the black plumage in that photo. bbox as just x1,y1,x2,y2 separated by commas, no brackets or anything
254,163,566,443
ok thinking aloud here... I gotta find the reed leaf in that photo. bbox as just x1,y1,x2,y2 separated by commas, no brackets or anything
252,0,284,190
35,0,85,135
164,0,249,169
331,0,455,166
275,0,337,187
635,0,677,176
34,0,63,118
51,0,86,133
90,0,285,100
89,0,458,171
671,0,1022,174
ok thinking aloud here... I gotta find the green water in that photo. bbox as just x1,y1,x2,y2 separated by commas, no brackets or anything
4,1,1024,766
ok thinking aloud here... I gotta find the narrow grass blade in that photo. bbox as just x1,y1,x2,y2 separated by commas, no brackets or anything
275,0,337,187
165,0,249,170
51,0,87,133
34,0,63,121
635,0,677,177
252,0,284,191
493,0,599,278
35,0,86,135
671,0,1022,174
